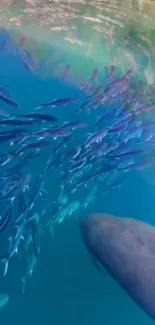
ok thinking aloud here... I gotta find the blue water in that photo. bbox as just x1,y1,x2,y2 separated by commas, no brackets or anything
0,36,155,325
1,173,155,325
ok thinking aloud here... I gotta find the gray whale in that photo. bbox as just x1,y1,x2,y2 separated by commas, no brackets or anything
80,213,155,320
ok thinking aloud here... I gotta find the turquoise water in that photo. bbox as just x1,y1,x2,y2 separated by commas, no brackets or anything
0,31,155,325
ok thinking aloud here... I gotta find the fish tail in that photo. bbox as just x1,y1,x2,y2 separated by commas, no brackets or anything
0,256,9,276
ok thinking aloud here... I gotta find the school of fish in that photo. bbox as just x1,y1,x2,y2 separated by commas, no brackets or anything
0,30,154,299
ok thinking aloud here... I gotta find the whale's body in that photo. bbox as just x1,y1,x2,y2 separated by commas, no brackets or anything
80,214,155,319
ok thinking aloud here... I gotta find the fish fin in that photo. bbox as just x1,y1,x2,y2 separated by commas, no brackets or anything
85,132,92,137
26,214,35,223
39,188,48,197
91,256,108,275
82,203,87,209
8,116,15,120
35,105,41,110
18,136,29,145
63,120,69,124
0,257,9,276
8,236,12,252
9,141,14,146
29,202,34,211
10,196,15,204
71,188,76,194
40,127,47,130
41,209,46,217
13,224,19,231
21,277,26,294
1,154,12,166
36,137,44,141
33,148,40,156
50,223,54,237
23,185,29,192
58,184,64,200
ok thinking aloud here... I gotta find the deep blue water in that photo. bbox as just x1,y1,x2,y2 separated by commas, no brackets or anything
0,37,155,325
